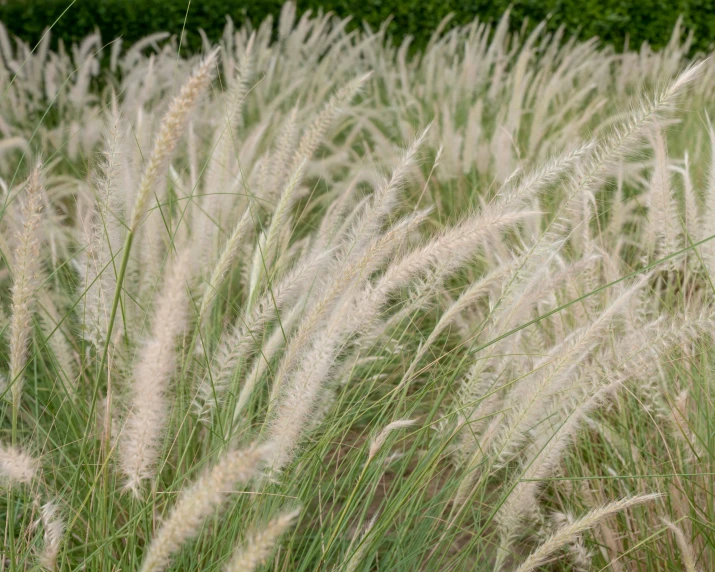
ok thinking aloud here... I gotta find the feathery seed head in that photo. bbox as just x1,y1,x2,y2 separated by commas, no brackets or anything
129,49,219,231
0,444,39,484
8,164,44,411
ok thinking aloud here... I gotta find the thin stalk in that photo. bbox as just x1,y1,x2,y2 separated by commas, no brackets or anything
97,231,133,399
69,231,134,502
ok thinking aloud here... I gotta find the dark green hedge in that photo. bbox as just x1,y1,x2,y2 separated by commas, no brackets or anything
0,0,713,55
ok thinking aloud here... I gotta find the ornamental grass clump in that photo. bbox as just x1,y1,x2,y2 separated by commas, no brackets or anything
1,5,715,569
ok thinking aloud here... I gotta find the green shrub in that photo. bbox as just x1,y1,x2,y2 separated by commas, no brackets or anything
0,0,713,54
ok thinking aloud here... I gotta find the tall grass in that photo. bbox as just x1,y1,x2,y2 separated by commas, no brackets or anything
1,4,715,570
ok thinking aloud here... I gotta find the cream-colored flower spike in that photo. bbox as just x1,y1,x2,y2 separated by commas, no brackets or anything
514,494,661,572
223,508,300,572
661,518,700,572
0,443,38,484
128,48,219,232
38,501,65,571
368,419,416,461
8,164,44,414
140,443,271,572
120,251,191,495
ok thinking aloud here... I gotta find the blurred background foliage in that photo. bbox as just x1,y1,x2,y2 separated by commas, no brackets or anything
0,0,713,54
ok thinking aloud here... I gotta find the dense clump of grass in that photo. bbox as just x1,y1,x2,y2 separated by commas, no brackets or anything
2,4,715,570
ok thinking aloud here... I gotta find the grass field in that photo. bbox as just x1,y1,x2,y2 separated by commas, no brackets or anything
2,4,715,570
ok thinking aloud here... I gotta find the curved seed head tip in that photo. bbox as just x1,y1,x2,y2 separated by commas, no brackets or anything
669,59,706,94
661,517,699,572
368,419,416,461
